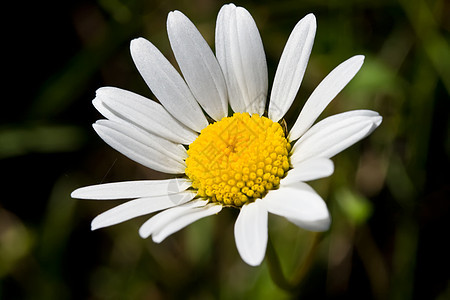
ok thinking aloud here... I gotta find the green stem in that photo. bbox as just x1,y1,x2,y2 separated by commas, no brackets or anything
266,232,322,293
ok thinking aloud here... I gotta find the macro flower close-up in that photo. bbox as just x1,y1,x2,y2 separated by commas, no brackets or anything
71,3,382,267
5,0,450,298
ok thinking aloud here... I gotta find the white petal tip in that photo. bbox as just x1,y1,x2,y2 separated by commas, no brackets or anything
91,222,101,231
70,190,79,199
91,214,115,232
304,13,317,24
329,164,335,175
242,256,264,267
224,3,236,9
70,187,92,199
374,116,383,127
138,229,150,239
130,37,147,50
92,123,104,136
92,96,100,106
131,37,145,43
152,235,164,244
288,215,331,232
167,10,181,22
352,55,365,69
95,87,110,97
298,14,316,34
355,54,365,61
313,218,332,232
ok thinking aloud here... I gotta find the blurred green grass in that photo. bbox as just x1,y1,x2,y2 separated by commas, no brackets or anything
1,0,449,299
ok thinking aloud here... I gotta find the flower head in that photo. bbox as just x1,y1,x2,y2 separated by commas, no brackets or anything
72,3,381,266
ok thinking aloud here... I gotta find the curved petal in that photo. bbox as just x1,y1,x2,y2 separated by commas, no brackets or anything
234,199,268,266
281,158,334,185
93,120,186,174
130,37,208,132
216,4,268,115
151,204,222,243
290,110,382,165
262,182,330,231
71,178,191,200
167,11,228,121
93,87,198,144
91,191,196,230
139,199,208,239
268,14,316,122
289,55,365,141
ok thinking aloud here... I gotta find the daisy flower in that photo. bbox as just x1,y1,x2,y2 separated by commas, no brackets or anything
72,3,381,266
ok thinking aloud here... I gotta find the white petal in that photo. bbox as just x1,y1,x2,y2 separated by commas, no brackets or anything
71,178,191,200
92,94,117,121
167,11,228,121
290,110,382,165
130,37,208,132
263,182,330,231
93,87,198,144
152,204,222,243
268,14,316,122
95,120,188,161
91,191,196,230
281,158,334,185
234,199,268,266
289,55,365,141
93,120,186,174
139,199,208,239
216,4,268,115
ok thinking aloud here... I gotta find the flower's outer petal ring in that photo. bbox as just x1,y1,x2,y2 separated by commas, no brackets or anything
93,87,198,145
151,204,222,243
91,191,196,230
263,182,331,231
167,11,228,121
139,199,209,239
281,158,334,185
289,55,365,141
234,199,268,266
290,110,382,165
71,178,191,200
94,120,186,174
130,37,208,132
269,14,316,122
216,4,268,115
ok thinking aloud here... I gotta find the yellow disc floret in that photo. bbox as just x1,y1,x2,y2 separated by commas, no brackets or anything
185,112,291,207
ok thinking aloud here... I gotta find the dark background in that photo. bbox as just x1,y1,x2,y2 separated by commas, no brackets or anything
1,0,449,299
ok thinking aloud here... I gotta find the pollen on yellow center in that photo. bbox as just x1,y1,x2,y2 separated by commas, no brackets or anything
185,112,291,207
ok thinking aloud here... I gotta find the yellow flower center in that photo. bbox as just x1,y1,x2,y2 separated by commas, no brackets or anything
185,112,291,207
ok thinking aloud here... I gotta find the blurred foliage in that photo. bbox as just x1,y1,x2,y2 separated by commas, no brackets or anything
1,0,449,299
